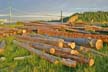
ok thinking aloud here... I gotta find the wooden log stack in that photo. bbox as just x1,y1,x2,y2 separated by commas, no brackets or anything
0,22,107,68
0,27,27,37
14,34,102,67
37,28,108,43
15,35,76,49
13,40,77,68
28,34,107,56
56,37,103,50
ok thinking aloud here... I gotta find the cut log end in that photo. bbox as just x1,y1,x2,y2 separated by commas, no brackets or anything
68,42,76,49
22,29,27,34
58,42,63,48
89,58,94,66
54,60,59,64
58,39,64,48
0,49,4,54
13,32,17,35
50,48,55,54
71,50,79,55
80,46,84,51
96,39,103,50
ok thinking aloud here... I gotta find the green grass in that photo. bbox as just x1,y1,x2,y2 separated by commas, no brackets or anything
0,23,24,28
0,36,108,72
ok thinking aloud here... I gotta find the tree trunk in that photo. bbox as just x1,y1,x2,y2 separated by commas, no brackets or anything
59,37,103,50
16,35,64,48
30,42,94,66
37,28,107,43
75,45,108,57
53,50,94,66
31,42,78,55
65,28,91,34
15,35,75,49
29,34,76,49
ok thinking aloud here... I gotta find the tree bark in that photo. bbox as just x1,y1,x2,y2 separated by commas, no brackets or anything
30,42,94,66
16,35,64,48
30,34,76,49
31,42,77,55
13,40,77,68
57,37,103,50
15,35,76,49
75,45,108,57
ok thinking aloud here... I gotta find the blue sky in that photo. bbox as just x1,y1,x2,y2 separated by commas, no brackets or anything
0,0,108,21
0,0,108,14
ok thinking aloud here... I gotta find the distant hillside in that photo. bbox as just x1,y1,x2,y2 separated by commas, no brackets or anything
65,11,108,24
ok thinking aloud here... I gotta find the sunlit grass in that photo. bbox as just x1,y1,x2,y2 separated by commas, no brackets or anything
0,23,24,28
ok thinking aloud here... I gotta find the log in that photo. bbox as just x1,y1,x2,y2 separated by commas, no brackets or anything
63,41,76,49
57,37,103,50
29,34,76,49
65,28,91,34
16,35,64,48
15,35,76,49
24,22,67,30
52,51,94,66
31,42,78,55
61,58,77,67
54,48,94,66
0,55,32,61
0,40,6,54
13,40,77,67
94,30,108,35
75,45,108,57
30,42,94,66
22,29,27,34
84,25,108,32
37,28,108,43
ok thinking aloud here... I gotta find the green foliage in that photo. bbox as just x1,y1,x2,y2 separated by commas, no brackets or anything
0,22,24,28
63,11,108,24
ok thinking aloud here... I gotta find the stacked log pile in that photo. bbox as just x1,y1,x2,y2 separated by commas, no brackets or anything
14,34,107,67
0,22,104,68
0,27,27,37
37,28,108,43
15,35,75,48
0,22,107,68
21,22,108,43
13,40,77,68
